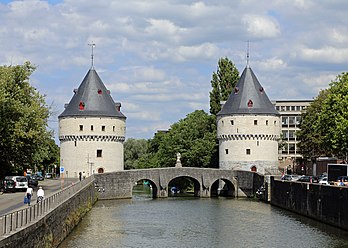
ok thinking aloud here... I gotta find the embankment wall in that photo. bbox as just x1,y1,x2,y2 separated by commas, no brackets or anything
271,177,348,231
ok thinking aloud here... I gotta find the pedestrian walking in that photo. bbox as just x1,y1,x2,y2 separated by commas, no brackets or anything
25,186,33,206
37,186,45,203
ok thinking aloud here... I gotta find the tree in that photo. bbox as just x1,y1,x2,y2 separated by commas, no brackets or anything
209,57,239,115
140,110,218,168
0,62,55,177
297,90,329,159
298,72,348,162
124,138,149,170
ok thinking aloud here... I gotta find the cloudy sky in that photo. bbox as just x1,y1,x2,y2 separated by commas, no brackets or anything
1,0,347,142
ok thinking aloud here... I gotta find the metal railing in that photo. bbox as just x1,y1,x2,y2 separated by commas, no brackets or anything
0,176,95,237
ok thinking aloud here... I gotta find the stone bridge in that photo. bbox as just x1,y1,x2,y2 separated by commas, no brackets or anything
94,167,263,199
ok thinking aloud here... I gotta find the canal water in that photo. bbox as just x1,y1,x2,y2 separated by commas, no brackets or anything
59,186,348,248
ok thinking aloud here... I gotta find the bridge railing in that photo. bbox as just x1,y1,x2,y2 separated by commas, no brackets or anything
0,176,95,237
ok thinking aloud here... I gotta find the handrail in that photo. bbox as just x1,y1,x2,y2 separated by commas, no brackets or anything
0,175,95,237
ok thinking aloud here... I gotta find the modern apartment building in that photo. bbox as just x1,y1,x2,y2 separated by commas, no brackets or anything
272,100,313,168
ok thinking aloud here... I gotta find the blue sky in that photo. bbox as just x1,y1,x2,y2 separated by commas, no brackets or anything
1,0,347,143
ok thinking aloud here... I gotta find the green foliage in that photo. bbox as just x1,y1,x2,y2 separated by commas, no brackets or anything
124,138,149,169
126,110,218,169
209,57,239,115
0,62,56,177
298,72,348,161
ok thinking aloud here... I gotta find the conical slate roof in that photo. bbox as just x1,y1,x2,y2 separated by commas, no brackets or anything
217,66,279,116
59,68,126,119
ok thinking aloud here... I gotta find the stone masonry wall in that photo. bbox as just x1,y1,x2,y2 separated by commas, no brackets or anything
271,177,348,231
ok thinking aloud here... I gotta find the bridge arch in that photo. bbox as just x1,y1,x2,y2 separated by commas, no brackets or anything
132,178,158,198
210,178,236,197
168,176,201,197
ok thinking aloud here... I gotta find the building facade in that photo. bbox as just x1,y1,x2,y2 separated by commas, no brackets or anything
58,68,126,178
272,100,313,169
217,66,281,175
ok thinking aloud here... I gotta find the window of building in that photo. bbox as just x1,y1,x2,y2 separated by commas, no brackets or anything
282,130,288,139
254,120,258,125
289,116,295,125
296,116,301,125
289,130,295,139
282,117,288,125
296,106,301,111
281,106,285,111
113,126,115,132
221,120,224,126
257,141,259,146
225,149,228,155
291,106,296,111
276,106,280,111
230,120,234,125
246,149,251,155
286,106,290,111
101,126,105,131
248,100,253,108
79,125,83,131
97,149,102,158
74,141,77,147
91,125,94,131
266,120,268,126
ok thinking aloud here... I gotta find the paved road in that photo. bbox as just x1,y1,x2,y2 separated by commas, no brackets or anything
0,178,79,216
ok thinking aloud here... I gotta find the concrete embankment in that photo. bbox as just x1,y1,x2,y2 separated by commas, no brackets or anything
270,177,348,231
0,178,97,248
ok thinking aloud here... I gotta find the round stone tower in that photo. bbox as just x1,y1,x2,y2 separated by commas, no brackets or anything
58,68,126,178
217,66,280,175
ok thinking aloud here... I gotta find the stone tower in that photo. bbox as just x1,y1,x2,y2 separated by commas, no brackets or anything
217,66,280,174
58,68,126,178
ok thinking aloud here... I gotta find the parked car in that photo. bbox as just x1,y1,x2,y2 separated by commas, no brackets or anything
5,176,28,191
281,174,301,181
297,176,319,183
0,178,16,193
319,177,330,185
26,175,39,188
31,174,44,181
45,173,53,179
334,176,348,186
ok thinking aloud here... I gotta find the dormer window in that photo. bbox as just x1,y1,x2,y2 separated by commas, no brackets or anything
98,89,102,94
79,101,85,110
259,87,264,94
234,87,239,94
247,100,253,108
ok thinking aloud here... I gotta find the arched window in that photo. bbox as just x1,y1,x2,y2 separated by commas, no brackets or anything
251,166,257,172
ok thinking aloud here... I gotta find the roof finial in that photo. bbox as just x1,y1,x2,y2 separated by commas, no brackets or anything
88,42,96,68
246,40,250,68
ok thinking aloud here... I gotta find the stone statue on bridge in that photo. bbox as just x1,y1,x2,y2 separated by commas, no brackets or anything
175,153,182,167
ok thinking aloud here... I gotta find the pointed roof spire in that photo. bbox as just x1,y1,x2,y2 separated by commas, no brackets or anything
59,68,126,118
217,66,279,116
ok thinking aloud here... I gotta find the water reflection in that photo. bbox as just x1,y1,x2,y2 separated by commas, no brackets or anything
59,187,348,248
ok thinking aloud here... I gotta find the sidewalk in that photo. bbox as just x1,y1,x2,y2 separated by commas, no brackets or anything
0,178,79,216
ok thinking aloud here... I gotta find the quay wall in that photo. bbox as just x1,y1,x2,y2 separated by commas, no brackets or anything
270,177,348,231
0,180,97,248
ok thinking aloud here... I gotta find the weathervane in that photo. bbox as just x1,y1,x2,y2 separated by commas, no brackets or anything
88,42,96,68
246,40,250,68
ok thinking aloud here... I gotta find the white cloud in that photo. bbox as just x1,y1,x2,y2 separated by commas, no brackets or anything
299,46,348,63
257,57,287,70
242,14,280,38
